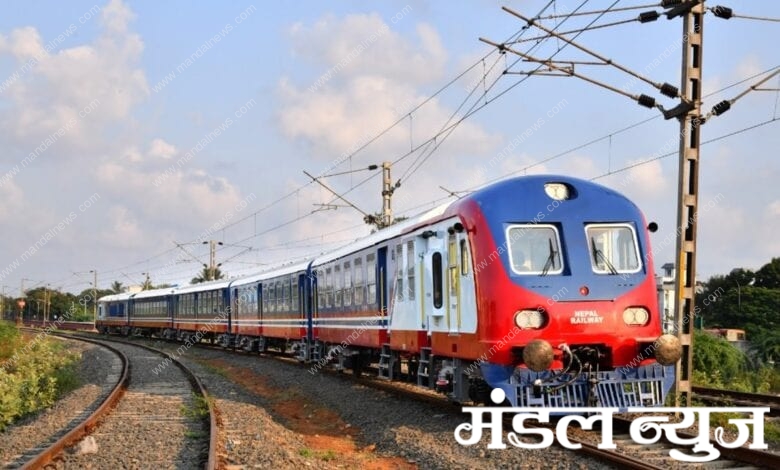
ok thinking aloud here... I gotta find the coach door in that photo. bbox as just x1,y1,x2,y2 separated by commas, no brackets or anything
422,231,445,333
446,231,462,334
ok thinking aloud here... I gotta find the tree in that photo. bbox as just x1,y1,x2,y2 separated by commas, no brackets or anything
754,257,780,289
110,281,124,294
191,266,225,284
750,329,780,366
693,330,746,384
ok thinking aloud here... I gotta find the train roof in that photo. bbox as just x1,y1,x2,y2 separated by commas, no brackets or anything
175,279,233,294
97,292,133,302
230,260,311,286
132,286,178,299
311,202,454,267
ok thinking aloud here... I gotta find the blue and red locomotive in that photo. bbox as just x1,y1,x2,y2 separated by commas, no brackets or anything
98,175,681,410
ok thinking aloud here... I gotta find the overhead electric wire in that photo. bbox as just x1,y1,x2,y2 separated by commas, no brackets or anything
139,1,561,261
704,67,780,120
730,13,780,23
536,2,659,19
400,1,604,186
322,1,575,204
591,117,780,181
510,16,642,43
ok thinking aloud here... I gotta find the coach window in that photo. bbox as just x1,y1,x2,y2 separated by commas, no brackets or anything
292,276,299,312
585,223,641,274
432,252,443,309
316,269,325,311
354,257,364,305
216,291,224,314
367,253,377,306
506,224,563,275
278,280,284,312
460,239,469,275
334,264,342,307
324,267,333,308
343,261,352,307
407,240,416,301
448,235,458,297
395,244,404,302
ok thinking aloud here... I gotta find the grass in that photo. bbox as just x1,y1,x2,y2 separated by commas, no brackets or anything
180,393,212,419
184,430,208,439
197,362,231,379
298,448,338,461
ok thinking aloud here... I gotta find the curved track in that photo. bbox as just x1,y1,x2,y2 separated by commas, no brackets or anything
12,329,129,469
694,386,780,417
74,331,778,469
15,329,217,469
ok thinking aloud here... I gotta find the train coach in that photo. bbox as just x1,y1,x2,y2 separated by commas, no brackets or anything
98,175,682,410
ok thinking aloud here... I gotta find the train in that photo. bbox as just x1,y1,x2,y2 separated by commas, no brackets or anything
97,175,682,410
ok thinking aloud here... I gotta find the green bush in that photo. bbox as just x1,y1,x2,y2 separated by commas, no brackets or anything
0,329,80,430
0,322,22,361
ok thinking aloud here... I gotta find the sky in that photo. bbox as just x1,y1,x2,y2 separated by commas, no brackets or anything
0,0,778,296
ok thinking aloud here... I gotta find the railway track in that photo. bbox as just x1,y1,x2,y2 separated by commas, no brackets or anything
61,331,778,469
694,386,780,417
5,330,128,469
12,329,217,469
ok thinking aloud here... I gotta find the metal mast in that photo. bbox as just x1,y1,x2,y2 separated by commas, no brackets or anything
381,161,393,228
672,0,705,407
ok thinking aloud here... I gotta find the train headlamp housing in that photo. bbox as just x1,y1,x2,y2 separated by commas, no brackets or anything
544,183,570,201
622,307,650,326
514,309,547,329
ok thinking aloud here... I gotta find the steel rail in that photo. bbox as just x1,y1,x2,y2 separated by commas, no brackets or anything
62,332,219,470
17,330,130,470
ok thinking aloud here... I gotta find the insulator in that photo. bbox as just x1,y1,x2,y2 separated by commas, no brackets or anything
660,83,678,98
712,100,731,116
665,0,701,19
637,94,656,109
712,6,733,19
639,11,660,23
661,0,683,6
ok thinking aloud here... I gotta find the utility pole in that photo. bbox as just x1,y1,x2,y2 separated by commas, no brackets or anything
19,278,27,324
671,0,705,408
90,270,97,322
44,284,48,324
203,240,222,280
381,161,394,228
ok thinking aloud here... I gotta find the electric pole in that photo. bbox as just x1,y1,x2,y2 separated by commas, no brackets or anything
671,0,705,408
381,161,394,228
204,240,223,280
90,270,97,322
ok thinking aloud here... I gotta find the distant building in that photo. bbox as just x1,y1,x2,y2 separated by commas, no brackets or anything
657,263,676,334
703,328,749,352
656,262,704,334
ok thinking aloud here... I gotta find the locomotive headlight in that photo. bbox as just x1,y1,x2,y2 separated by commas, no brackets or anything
622,307,650,326
544,183,570,201
514,309,546,329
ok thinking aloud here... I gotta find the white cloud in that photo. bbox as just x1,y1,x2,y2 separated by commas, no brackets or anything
148,138,177,160
769,200,780,217
0,0,148,149
0,26,44,58
101,0,136,35
289,13,446,87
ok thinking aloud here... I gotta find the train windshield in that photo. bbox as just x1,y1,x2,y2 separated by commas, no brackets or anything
506,224,563,275
585,223,641,274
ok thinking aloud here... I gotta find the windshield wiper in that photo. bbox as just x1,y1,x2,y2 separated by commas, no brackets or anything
540,238,557,277
591,237,618,275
